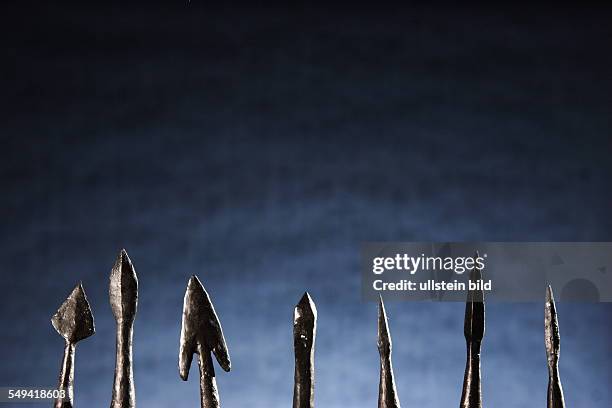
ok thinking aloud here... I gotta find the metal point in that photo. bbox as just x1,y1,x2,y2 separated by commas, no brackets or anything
109,249,138,408
377,296,400,408
52,283,95,408
545,285,565,408
293,292,317,408
460,261,485,408
179,275,230,408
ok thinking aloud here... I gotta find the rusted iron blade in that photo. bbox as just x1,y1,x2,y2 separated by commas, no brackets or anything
109,249,138,408
460,262,484,408
179,275,231,408
545,286,565,408
51,282,95,408
293,292,317,408
377,295,401,408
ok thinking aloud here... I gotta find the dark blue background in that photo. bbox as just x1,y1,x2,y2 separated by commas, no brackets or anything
1,3,611,407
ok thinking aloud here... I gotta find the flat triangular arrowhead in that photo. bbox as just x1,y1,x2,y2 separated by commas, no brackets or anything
51,283,95,343
179,275,231,381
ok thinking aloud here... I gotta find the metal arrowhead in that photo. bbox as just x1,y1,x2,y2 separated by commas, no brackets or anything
51,282,95,343
109,249,138,323
377,295,401,408
377,295,392,355
294,292,317,350
293,292,317,408
545,285,560,365
179,275,231,381
464,263,484,343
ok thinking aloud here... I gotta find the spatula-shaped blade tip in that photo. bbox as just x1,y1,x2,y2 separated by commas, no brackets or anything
464,262,485,342
294,292,317,348
51,282,95,343
109,249,138,322
377,295,392,354
545,285,560,362
294,292,317,328
179,275,231,381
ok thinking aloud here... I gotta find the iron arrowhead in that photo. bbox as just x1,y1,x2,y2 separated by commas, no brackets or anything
51,282,95,343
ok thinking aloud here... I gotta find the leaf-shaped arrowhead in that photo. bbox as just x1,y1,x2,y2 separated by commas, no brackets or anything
109,249,138,323
51,282,95,343
545,285,560,363
179,275,231,381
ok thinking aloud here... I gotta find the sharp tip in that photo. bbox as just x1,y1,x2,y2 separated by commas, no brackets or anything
296,291,317,316
74,282,85,295
185,275,205,299
112,248,137,280
294,291,317,331
546,285,554,303
377,296,391,351
187,274,201,286
378,295,387,318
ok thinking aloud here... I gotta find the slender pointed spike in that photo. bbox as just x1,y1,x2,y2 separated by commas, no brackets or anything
377,296,401,408
544,285,560,364
464,264,484,343
293,292,317,408
545,286,565,408
179,275,231,408
377,295,391,353
460,257,484,408
109,249,138,408
51,283,95,408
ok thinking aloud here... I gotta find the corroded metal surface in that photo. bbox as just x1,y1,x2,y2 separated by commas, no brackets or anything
293,292,317,408
179,275,231,408
545,286,565,408
51,283,95,408
109,249,138,408
460,264,485,408
377,295,401,408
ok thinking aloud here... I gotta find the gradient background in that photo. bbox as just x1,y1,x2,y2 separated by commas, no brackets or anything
1,3,611,408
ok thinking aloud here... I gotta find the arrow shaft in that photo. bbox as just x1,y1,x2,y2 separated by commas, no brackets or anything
547,364,565,408
460,341,482,408
54,342,75,408
110,321,135,408
293,349,314,408
197,343,219,408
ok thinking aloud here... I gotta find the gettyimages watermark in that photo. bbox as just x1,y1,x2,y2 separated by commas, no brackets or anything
362,242,612,302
